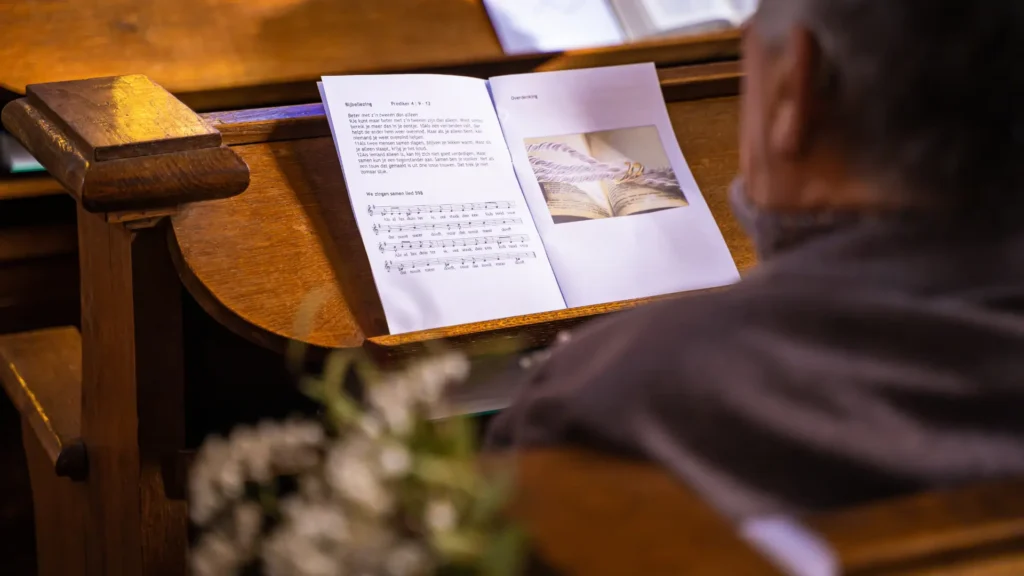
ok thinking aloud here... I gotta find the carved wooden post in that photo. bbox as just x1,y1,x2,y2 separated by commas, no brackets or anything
2,75,249,576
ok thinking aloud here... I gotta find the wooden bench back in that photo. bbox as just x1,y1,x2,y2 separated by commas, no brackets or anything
1,0,739,111
515,449,1024,575
5,64,1024,575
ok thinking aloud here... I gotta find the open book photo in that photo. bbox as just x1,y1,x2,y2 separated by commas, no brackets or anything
525,126,689,224
483,0,757,54
319,64,738,334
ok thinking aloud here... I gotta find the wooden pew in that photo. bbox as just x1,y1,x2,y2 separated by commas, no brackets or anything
0,12,741,570
0,0,741,339
4,64,1024,575
1,0,740,111
514,449,1024,575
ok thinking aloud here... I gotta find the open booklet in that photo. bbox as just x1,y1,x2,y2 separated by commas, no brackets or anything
482,0,757,54
319,63,739,335
611,0,757,40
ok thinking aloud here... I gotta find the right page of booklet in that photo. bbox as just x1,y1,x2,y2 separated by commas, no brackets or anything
488,63,740,308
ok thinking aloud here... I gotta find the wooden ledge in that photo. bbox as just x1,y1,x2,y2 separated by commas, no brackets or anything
0,327,87,480
169,61,748,354
0,175,67,201
807,478,1024,573
510,449,1024,575
0,224,77,264
512,449,782,575
1,75,250,213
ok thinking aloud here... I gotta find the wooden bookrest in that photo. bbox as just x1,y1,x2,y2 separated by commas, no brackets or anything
2,65,1024,576
0,21,739,339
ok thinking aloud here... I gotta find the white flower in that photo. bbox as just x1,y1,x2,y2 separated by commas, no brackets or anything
234,502,263,553
267,419,326,476
264,498,351,576
298,472,329,500
281,498,350,544
345,519,398,573
231,425,272,483
263,528,344,576
378,443,412,478
519,349,551,370
190,436,235,524
367,381,414,437
358,415,383,439
191,530,243,576
424,499,458,533
325,440,393,516
408,353,471,404
189,420,327,526
385,541,432,576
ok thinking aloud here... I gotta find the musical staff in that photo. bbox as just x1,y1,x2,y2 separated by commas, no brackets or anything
378,234,529,253
372,218,522,235
385,251,536,272
368,201,515,217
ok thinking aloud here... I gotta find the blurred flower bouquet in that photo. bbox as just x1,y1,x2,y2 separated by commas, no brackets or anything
189,348,525,576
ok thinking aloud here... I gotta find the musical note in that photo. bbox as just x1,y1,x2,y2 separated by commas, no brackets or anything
372,218,523,234
378,234,529,252
367,201,515,217
384,251,536,272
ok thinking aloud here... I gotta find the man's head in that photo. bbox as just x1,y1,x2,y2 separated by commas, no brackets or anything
740,0,1024,222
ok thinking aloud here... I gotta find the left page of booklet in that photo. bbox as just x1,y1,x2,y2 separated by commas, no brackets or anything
318,75,567,335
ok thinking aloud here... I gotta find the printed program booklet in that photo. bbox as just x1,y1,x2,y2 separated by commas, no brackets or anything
481,0,758,54
318,63,738,335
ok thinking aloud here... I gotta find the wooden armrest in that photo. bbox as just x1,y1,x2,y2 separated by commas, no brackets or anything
512,449,783,575
509,449,1024,575
808,479,1024,574
0,327,86,480
0,75,249,213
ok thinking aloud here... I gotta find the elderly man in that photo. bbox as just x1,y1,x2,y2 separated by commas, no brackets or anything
487,0,1024,521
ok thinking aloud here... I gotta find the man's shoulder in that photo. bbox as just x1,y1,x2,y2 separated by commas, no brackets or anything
552,279,820,363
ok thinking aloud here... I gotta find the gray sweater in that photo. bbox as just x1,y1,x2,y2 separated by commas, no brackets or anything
486,218,1024,521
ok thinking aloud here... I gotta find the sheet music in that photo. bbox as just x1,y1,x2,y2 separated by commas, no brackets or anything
489,64,740,307
319,75,566,334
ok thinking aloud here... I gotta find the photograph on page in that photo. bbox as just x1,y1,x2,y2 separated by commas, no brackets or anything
524,125,688,224
489,63,739,308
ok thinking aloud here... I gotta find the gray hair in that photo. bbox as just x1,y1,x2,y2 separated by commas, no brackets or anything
754,0,1024,222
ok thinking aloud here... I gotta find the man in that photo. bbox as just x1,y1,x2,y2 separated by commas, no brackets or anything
487,0,1024,522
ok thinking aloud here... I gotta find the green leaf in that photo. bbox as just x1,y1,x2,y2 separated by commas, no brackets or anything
480,525,527,576
444,416,478,461
319,351,363,429
469,467,515,526
413,456,478,492
432,530,487,563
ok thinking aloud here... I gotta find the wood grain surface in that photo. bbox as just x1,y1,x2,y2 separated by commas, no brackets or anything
0,0,739,110
512,449,1024,576
77,215,188,575
27,75,222,162
172,62,752,352
0,224,77,264
22,419,87,576
0,327,83,476
0,174,67,201
2,76,251,212
513,449,783,575
807,478,1024,574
